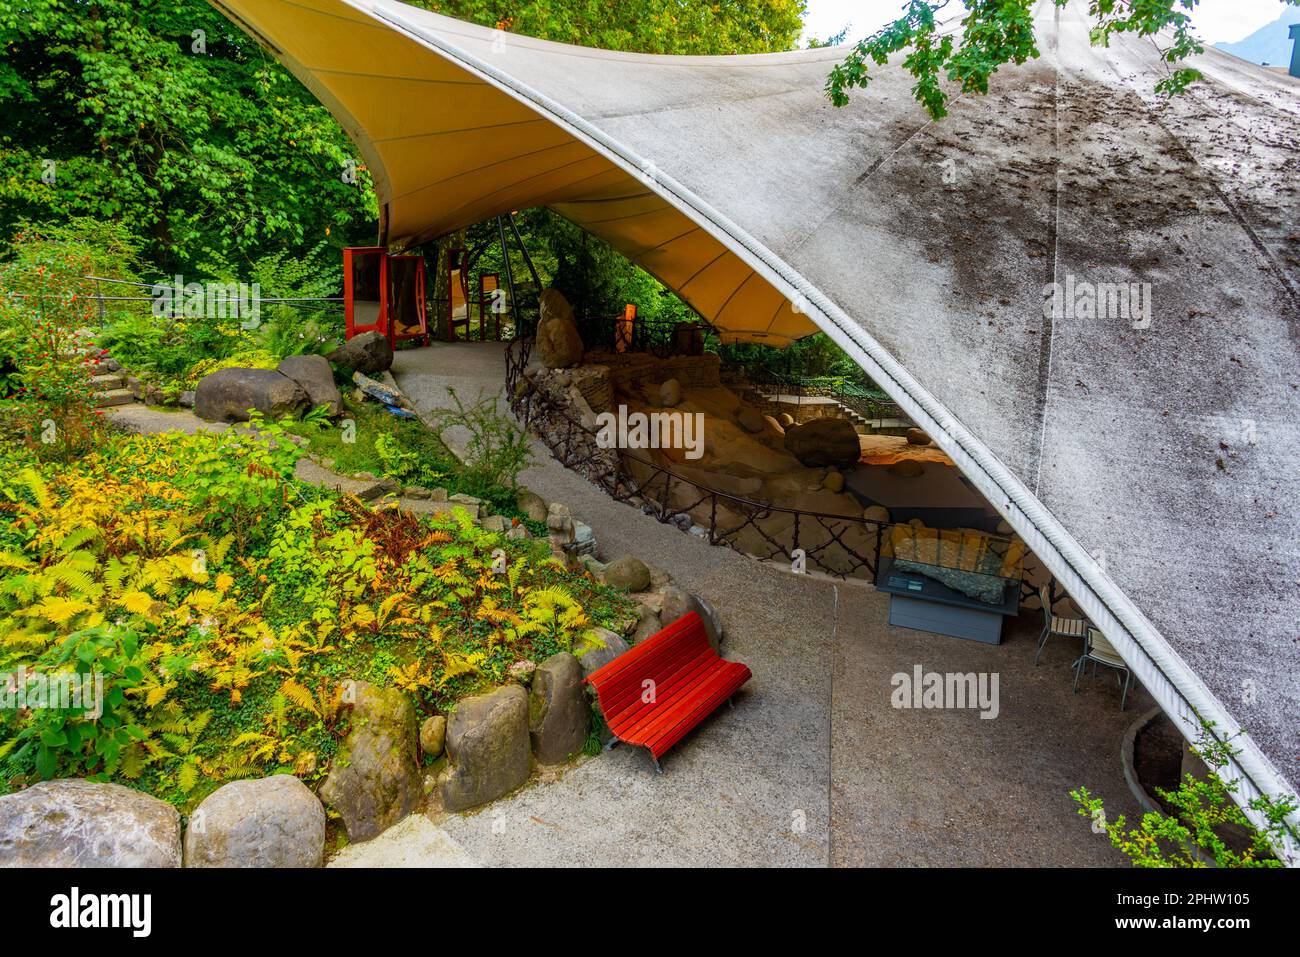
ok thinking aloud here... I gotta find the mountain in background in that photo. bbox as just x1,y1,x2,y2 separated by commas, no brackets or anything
1215,6,1300,66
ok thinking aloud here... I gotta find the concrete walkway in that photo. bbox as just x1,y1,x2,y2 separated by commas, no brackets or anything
379,342,1145,867
107,346,1144,866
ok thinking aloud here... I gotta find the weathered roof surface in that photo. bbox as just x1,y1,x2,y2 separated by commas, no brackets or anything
212,0,1300,825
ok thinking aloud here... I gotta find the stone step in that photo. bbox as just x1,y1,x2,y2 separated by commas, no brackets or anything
91,373,123,391
95,388,134,408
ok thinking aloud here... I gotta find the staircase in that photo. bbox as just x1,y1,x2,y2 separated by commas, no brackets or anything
823,401,910,436
742,386,909,436
91,372,134,408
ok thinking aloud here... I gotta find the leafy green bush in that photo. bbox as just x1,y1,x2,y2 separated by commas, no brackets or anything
0,219,137,456
285,395,454,482
1071,723,1297,868
1,626,151,780
200,243,342,359
717,333,876,389
181,413,304,550
0,425,632,805
420,387,532,494
96,299,254,380
182,348,281,388
375,432,444,488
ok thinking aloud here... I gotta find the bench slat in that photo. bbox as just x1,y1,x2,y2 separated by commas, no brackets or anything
593,618,714,720
602,646,717,728
608,658,722,740
588,615,703,690
639,664,750,756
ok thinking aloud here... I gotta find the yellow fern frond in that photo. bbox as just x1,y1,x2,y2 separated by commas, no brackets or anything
20,596,91,625
0,551,34,571
18,468,51,511
280,679,319,716
117,591,155,616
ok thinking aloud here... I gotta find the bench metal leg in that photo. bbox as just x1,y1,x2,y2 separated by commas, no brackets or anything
603,736,619,752
726,696,735,710
650,753,663,774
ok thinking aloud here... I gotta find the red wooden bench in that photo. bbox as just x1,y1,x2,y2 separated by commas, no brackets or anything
584,612,752,771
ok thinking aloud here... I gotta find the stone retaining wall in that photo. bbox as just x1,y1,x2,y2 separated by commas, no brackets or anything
587,351,721,393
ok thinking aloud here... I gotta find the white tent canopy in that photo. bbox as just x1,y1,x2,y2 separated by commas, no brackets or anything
211,0,1300,834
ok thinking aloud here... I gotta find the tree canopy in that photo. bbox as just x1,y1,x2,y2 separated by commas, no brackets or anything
424,0,806,54
1,0,805,296
0,0,380,278
826,0,1300,119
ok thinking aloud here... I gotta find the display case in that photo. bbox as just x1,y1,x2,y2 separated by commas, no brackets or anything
876,524,1025,643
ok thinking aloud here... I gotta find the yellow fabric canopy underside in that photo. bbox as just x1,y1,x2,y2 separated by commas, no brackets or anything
211,0,816,343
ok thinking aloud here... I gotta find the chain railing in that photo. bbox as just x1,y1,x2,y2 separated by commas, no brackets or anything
575,313,707,358
506,338,1044,602
507,337,885,578
505,338,1058,604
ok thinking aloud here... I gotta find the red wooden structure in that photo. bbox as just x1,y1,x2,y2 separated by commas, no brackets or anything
343,246,388,340
615,303,636,352
387,253,429,346
343,247,429,346
584,612,751,771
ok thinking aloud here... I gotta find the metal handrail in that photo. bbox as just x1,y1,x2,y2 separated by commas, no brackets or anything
731,367,905,422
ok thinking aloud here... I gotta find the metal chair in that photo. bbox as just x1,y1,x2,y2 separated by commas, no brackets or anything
1034,583,1088,664
1072,627,1134,709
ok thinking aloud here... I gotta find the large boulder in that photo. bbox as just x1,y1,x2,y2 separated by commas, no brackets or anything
0,779,181,867
661,586,724,652
783,418,862,469
439,684,531,812
659,378,682,407
516,488,549,523
194,368,309,422
184,775,324,868
528,653,590,764
319,681,421,842
327,330,393,376
735,406,766,434
419,716,446,758
536,288,584,369
277,354,343,416
603,555,651,592
576,627,629,678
